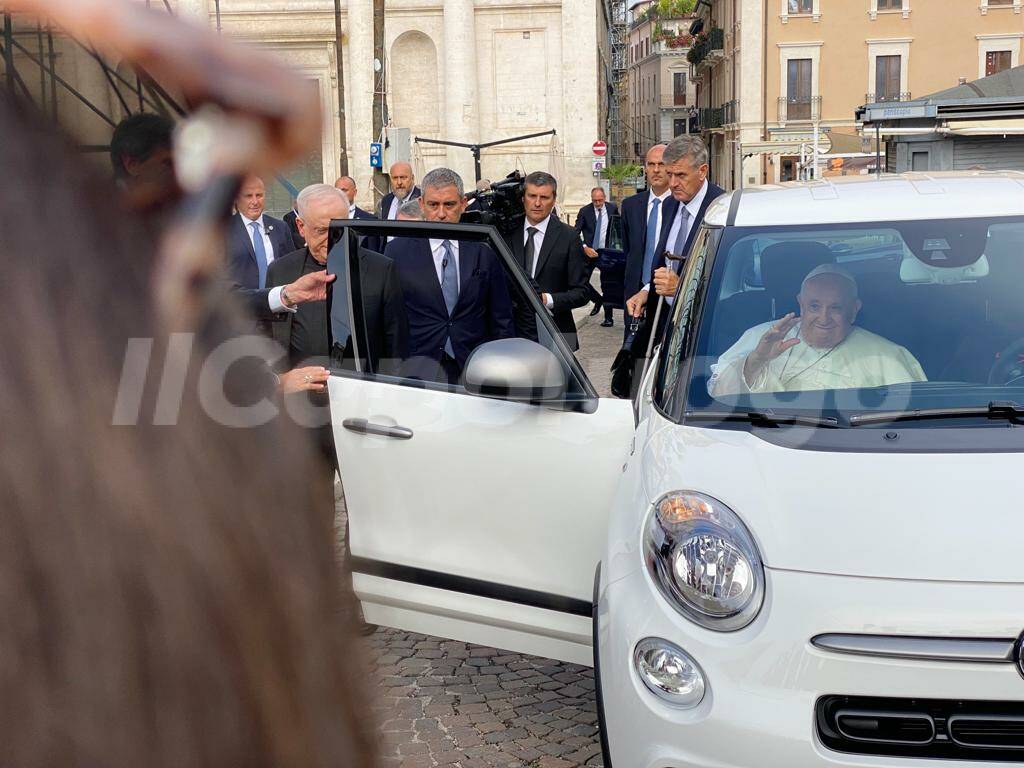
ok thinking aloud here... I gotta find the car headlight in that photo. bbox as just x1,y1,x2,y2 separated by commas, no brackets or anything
643,491,764,631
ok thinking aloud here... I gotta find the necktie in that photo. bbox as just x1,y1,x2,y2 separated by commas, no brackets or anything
524,226,539,276
642,197,661,284
440,240,458,357
592,208,603,250
670,205,691,267
250,221,269,288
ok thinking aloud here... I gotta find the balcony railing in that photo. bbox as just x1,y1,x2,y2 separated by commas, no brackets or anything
865,92,912,104
698,106,724,130
722,99,739,125
778,95,821,123
686,27,725,69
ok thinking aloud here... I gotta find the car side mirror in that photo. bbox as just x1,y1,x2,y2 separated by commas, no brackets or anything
463,338,567,403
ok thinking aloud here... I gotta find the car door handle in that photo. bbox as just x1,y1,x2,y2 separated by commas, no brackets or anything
341,418,413,440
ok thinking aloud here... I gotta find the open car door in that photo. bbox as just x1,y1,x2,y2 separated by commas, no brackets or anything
326,219,634,665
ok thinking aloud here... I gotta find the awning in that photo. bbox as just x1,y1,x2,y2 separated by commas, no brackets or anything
944,118,1024,135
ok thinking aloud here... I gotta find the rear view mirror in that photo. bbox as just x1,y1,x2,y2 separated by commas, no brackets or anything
463,338,567,403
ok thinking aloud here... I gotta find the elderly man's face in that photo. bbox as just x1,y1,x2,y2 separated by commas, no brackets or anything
797,274,862,349
591,188,606,208
389,163,415,200
421,184,465,222
236,176,267,220
297,194,348,265
666,155,708,203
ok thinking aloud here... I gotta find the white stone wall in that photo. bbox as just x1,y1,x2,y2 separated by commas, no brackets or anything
184,0,606,214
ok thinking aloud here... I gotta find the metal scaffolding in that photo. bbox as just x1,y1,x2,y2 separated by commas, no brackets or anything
0,3,188,152
608,0,629,165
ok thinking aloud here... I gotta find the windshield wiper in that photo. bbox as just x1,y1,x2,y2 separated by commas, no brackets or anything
848,400,1024,427
686,410,842,428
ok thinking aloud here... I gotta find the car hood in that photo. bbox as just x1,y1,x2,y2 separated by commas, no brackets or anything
640,423,1023,583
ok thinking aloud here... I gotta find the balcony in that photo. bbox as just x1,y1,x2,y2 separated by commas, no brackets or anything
698,106,724,130
687,27,725,73
722,99,739,125
865,91,912,105
777,95,821,124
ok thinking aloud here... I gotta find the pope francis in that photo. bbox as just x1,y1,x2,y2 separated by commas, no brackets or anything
709,264,926,396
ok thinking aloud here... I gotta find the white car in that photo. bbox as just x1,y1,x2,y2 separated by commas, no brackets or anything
329,173,1024,767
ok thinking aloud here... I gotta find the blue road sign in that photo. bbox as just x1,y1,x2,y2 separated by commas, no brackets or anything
370,142,383,168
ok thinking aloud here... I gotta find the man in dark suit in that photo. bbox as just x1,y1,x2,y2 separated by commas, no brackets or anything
620,143,674,338
626,135,725,336
335,175,376,220
574,186,619,327
378,162,422,220
506,171,590,350
283,203,303,248
226,175,297,290
384,167,515,385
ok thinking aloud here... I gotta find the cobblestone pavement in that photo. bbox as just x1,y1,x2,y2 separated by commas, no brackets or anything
355,300,623,768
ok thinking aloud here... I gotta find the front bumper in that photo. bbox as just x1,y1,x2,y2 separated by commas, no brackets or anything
598,566,1024,768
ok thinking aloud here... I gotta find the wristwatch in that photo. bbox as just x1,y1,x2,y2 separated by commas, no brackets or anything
281,285,295,308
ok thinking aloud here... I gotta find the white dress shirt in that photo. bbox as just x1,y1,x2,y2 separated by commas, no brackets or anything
592,204,610,248
642,179,709,299
387,192,411,220
428,238,460,287
241,213,278,266
523,216,554,309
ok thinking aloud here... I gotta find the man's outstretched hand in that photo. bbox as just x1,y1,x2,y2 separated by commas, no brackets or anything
285,270,335,306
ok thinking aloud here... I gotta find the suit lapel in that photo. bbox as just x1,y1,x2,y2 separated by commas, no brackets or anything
235,214,257,262
512,227,526,270
453,242,479,312
534,215,559,276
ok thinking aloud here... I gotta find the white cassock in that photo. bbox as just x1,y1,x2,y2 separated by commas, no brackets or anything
708,323,927,397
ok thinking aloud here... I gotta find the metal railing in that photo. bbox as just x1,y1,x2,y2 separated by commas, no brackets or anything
698,106,724,130
865,92,911,104
778,95,821,122
722,99,739,125
686,27,724,68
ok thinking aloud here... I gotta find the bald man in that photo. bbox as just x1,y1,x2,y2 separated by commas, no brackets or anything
709,265,926,396
227,175,297,290
334,175,376,220
379,162,422,220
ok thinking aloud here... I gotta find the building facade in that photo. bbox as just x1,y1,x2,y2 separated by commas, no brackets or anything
625,0,697,162
688,0,1024,188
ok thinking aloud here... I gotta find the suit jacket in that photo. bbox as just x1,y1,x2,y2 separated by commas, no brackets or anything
384,238,515,378
620,191,679,299
506,215,590,350
378,186,422,220
283,209,303,248
266,247,408,375
352,206,376,220
574,202,619,249
642,182,725,341
226,212,297,289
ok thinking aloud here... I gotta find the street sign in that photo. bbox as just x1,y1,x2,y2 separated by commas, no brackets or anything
592,159,606,174
370,142,383,168
592,140,608,157
865,104,937,121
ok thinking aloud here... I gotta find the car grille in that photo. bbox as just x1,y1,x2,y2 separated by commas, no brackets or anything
817,696,1024,761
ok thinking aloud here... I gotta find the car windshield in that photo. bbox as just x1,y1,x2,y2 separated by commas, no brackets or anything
681,216,1024,427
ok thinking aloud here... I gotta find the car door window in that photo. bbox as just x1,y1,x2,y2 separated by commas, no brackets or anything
326,220,598,411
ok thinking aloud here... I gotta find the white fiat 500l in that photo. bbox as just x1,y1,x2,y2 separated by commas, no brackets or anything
329,173,1024,768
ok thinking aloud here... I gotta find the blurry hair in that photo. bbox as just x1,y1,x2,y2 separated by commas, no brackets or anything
0,92,375,768
421,166,465,197
663,135,708,169
109,112,175,178
396,198,423,219
525,171,558,196
297,183,348,219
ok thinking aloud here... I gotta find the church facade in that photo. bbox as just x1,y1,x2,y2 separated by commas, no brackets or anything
177,0,613,216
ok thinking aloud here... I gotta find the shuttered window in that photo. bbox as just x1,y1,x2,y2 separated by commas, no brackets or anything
875,55,901,102
986,50,1012,76
787,58,812,119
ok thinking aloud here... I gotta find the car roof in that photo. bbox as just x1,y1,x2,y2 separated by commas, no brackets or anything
705,171,1024,228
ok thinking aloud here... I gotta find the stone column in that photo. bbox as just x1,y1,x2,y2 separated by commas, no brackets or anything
347,0,376,207
442,0,479,184
560,0,599,211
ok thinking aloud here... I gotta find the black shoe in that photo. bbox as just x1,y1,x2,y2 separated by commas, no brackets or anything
600,318,614,327
589,301,603,317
